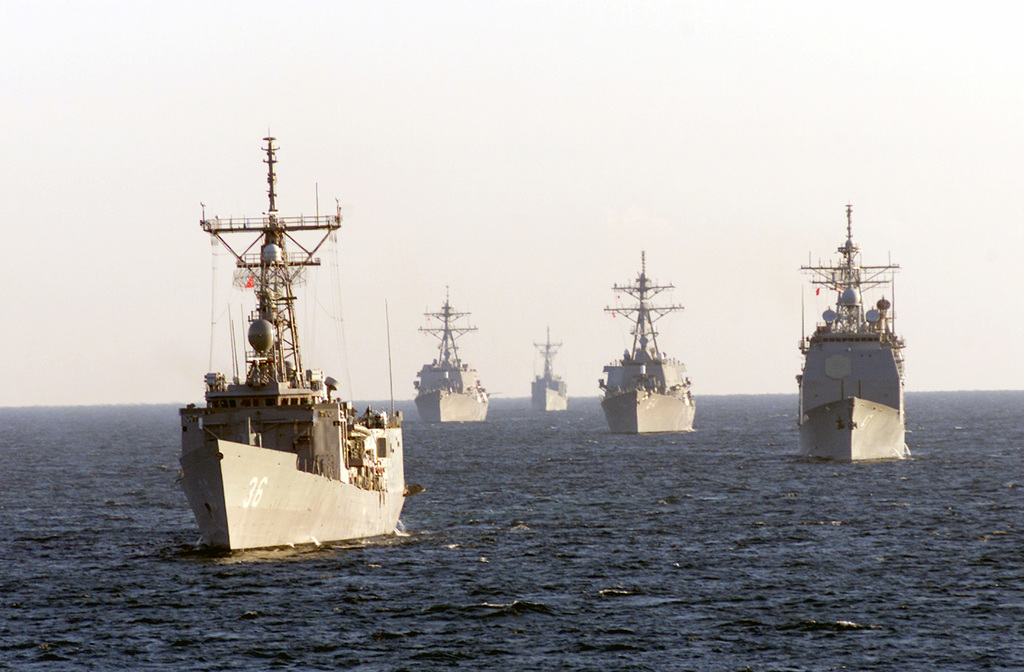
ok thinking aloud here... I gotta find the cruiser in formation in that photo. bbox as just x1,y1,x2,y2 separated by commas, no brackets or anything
414,290,489,422
531,327,568,412
179,138,405,550
599,253,695,433
798,205,908,461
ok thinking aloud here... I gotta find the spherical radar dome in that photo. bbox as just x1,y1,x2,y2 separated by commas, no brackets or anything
248,319,275,353
839,288,861,306
261,243,283,264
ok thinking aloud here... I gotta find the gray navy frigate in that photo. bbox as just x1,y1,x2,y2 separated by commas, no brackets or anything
798,205,908,461
179,138,406,550
531,327,568,412
599,253,695,433
414,290,489,422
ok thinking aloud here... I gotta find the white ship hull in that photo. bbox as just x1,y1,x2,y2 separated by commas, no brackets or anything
415,388,488,422
180,437,405,550
183,140,408,552
531,382,567,412
797,205,908,463
602,389,695,434
799,397,907,462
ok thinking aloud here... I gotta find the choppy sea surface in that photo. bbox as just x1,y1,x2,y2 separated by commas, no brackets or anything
1,392,1022,671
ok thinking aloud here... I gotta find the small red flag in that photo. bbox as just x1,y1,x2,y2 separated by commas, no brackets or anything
245,275,255,288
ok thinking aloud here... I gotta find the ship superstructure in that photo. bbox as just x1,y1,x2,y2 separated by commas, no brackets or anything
531,327,568,412
798,205,908,461
414,289,488,422
599,253,695,433
179,138,405,550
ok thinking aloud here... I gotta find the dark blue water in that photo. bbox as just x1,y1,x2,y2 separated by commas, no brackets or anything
1,392,1022,670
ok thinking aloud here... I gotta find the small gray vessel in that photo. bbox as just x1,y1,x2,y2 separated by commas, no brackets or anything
179,138,406,550
531,327,567,412
414,289,489,422
798,205,908,461
599,252,695,433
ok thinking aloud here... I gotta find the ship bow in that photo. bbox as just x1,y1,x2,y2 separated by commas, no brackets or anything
602,390,694,433
799,397,907,461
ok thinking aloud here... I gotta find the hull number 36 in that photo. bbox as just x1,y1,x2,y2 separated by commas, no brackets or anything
242,476,268,508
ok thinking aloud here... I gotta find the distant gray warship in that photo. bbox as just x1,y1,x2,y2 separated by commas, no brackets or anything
531,327,567,412
599,253,695,433
179,138,406,550
798,205,908,461
414,290,488,422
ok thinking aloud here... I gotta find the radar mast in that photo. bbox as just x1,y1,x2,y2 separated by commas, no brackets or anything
201,137,342,389
419,287,477,368
534,327,562,380
801,204,900,335
605,251,684,362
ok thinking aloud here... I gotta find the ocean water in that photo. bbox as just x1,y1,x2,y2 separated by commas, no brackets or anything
1,392,1022,671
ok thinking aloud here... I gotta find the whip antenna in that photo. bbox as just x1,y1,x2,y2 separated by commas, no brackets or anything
386,300,395,415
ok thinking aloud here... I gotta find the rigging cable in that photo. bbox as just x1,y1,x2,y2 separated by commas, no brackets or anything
327,230,354,400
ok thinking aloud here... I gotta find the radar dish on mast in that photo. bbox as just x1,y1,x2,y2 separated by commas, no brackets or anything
865,309,880,323
822,309,837,323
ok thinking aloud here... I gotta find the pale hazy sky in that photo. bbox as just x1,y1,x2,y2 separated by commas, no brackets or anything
3,1,1023,407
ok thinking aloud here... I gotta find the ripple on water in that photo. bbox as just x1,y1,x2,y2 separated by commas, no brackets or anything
0,395,1022,670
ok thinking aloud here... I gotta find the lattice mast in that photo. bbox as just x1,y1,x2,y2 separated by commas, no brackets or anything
605,252,684,361
801,204,899,334
201,137,341,388
420,287,477,367
534,327,562,379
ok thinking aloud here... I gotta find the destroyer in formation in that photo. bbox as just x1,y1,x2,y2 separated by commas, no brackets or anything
599,253,695,433
798,205,908,461
414,290,489,422
179,138,406,550
531,327,568,412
